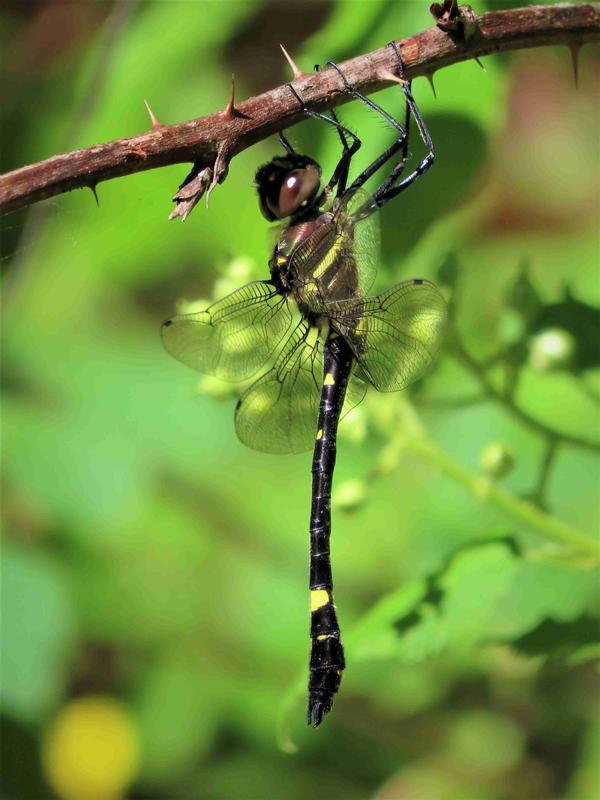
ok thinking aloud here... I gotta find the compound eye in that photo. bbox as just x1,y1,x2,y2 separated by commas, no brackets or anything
275,166,320,218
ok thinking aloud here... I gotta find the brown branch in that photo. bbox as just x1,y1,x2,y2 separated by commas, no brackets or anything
1,3,598,217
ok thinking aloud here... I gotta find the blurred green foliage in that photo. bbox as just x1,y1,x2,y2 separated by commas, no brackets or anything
1,1,599,799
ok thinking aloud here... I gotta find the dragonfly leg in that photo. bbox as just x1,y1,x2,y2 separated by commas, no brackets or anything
326,47,434,209
279,130,296,155
307,333,353,727
314,63,354,196
327,59,409,196
372,42,435,206
286,83,361,204
314,63,350,152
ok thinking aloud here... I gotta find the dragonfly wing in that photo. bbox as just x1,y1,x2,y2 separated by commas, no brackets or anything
331,279,447,392
336,187,379,297
235,320,319,454
235,321,367,454
162,281,292,381
342,368,367,421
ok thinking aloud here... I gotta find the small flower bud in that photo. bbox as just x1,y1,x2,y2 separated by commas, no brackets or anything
528,328,576,372
480,443,515,479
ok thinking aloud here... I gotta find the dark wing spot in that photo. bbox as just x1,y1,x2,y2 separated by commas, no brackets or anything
413,279,423,285
163,319,173,327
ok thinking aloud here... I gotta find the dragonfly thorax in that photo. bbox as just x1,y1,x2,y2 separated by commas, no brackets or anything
269,212,333,295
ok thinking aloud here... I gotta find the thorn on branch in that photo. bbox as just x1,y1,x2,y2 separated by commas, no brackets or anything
280,44,306,80
377,69,409,87
89,183,99,206
568,44,580,88
222,74,236,119
220,74,251,120
144,99,162,129
426,73,437,98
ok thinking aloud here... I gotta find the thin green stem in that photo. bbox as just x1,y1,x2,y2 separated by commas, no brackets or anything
404,435,599,559
367,397,598,558
529,436,559,510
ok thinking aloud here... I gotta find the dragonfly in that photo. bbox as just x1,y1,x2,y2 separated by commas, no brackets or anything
162,43,447,728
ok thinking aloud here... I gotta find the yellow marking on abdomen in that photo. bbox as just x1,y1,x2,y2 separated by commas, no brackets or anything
316,634,328,641
310,589,330,611
316,429,323,440
324,373,335,386
276,256,287,266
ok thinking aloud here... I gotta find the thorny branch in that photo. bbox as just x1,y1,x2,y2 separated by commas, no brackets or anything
0,3,598,218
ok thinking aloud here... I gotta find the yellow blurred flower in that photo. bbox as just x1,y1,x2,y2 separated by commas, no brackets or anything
42,696,140,800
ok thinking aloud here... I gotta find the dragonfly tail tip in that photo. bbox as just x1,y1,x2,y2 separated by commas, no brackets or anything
307,692,333,728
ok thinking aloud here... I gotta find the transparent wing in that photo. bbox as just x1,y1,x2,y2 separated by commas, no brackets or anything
235,321,366,455
337,187,380,297
330,279,447,392
161,281,292,381
291,188,380,309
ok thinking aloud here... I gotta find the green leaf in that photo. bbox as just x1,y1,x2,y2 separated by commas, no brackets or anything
485,555,600,639
348,579,427,661
351,542,600,666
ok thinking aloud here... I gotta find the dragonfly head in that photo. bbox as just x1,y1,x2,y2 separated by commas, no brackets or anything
255,154,321,221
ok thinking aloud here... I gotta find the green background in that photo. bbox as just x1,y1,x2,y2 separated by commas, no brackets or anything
2,1,598,798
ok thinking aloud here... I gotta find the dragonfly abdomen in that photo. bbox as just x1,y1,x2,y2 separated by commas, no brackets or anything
307,334,353,727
